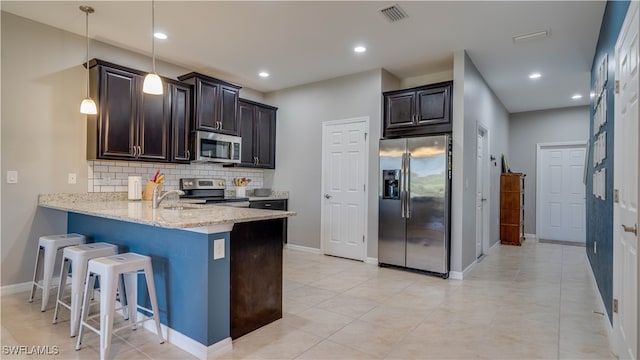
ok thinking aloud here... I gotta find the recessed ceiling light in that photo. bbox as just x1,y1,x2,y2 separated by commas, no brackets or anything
572,94,583,100
354,46,367,53
154,32,168,40
529,73,541,79
259,71,270,78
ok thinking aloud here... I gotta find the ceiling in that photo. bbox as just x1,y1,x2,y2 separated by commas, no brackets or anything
2,1,606,113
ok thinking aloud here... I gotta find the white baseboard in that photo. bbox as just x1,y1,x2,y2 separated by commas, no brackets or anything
284,244,321,254
1,276,72,296
365,257,378,265
585,254,614,355
1,281,32,296
140,312,232,359
525,233,537,240
489,240,500,252
449,259,477,280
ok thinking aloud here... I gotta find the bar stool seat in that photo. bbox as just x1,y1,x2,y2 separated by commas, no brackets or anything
29,233,86,311
76,253,164,360
52,242,119,337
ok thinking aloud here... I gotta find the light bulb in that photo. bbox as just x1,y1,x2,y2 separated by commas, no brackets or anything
80,98,97,115
143,72,163,95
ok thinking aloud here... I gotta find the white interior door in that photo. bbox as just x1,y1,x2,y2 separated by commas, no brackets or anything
537,144,586,242
614,3,638,358
321,118,368,261
476,129,486,258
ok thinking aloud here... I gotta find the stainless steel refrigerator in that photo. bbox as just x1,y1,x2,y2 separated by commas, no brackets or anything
379,135,451,277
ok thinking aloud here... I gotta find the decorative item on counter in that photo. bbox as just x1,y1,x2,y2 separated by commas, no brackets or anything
234,177,251,198
143,169,164,200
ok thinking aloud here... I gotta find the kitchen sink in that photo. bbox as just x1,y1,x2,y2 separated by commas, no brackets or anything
162,205,201,210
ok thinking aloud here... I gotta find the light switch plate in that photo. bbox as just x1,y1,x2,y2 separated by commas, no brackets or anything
68,173,77,184
7,171,18,184
213,239,225,260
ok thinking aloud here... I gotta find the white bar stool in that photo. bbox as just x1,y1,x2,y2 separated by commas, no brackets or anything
28,233,86,311
76,253,164,360
52,242,119,337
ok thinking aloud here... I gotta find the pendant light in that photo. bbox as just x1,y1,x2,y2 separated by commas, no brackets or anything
143,0,163,95
79,5,97,115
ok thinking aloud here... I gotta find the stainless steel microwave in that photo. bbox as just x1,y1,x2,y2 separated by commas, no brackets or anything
193,131,241,164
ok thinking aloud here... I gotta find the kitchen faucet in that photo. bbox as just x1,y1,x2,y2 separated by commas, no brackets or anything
152,184,185,209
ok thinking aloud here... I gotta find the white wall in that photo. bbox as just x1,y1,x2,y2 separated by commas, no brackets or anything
264,69,383,258
508,106,590,234
451,50,509,273
0,12,264,286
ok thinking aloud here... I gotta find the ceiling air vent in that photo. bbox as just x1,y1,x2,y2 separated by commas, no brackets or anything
379,4,408,22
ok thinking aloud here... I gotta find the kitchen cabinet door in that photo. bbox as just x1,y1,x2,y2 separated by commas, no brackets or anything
138,84,170,162
238,100,256,166
219,85,240,135
170,82,192,163
98,66,139,159
255,106,276,169
194,78,219,132
416,84,450,126
385,91,415,129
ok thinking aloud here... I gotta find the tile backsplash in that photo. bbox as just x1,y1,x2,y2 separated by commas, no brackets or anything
88,160,264,193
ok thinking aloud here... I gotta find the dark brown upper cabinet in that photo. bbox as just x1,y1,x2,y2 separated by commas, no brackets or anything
177,72,241,136
86,59,191,164
169,82,192,163
237,99,277,169
383,81,452,138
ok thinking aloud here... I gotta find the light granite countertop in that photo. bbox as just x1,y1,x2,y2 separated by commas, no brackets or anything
38,193,295,233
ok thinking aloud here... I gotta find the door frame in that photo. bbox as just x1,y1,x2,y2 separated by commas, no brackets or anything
535,141,587,241
319,116,369,261
477,123,491,255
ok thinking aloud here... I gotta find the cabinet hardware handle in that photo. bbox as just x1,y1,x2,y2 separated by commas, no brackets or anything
621,224,638,236
186,150,190,159
264,204,271,207
324,194,332,199
137,146,142,158
131,146,135,156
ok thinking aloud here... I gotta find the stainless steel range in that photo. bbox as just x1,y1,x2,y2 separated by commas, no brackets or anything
179,178,250,207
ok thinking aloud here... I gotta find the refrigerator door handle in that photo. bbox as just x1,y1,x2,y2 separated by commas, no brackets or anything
406,152,411,218
400,153,406,218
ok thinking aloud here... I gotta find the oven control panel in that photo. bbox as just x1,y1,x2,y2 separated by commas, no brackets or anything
180,178,226,190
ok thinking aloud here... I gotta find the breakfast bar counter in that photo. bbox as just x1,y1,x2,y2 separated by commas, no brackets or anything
38,193,295,359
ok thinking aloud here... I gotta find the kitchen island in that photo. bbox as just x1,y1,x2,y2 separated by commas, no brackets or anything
38,193,295,359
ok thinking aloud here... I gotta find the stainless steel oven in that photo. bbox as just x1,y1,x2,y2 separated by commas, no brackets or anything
193,131,241,164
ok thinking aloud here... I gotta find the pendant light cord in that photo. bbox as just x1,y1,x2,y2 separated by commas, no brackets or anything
85,9,90,97
151,0,156,73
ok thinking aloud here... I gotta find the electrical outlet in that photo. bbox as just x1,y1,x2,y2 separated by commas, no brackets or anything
214,239,225,260
68,173,77,184
6,171,17,184
594,241,597,254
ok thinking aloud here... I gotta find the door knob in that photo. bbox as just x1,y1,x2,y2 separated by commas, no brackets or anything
324,194,332,199
621,224,638,236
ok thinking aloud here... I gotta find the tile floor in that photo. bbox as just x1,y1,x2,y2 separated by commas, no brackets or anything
1,239,614,359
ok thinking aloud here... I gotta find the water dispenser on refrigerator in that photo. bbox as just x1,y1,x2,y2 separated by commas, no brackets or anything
382,170,400,200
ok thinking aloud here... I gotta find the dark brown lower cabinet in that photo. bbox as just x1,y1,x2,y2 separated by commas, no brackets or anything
230,219,284,339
